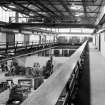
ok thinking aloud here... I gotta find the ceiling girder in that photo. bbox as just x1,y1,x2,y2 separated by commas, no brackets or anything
81,0,94,24
29,0,64,22
0,0,104,28
4,23,95,28
2,4,30,17
46,0,65,17
32,0,58,17
12,1,48,18
58,0,76,21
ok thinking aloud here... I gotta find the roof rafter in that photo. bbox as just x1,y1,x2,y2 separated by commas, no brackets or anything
12,1,48,18
58,0,76,21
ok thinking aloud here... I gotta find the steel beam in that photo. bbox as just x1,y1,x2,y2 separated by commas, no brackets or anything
58,0,76,20
46,0,65,17
32,0,58,16
57,32,92,35
4,23,95,28
12,1,48,18
28,0,62,22
2,5,30,17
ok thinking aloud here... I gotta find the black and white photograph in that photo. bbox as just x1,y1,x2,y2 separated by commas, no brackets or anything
0,0,104,105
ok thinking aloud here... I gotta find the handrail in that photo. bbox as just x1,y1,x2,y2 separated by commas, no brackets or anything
0,41,57,48
0,44,58,63
21,41,88,105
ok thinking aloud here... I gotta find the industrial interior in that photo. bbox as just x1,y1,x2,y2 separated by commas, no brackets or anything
0,0,105,105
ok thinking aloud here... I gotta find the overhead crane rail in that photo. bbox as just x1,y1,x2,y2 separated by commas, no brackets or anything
21,41,88,105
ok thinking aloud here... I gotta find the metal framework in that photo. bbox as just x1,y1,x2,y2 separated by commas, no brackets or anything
0,0,105,28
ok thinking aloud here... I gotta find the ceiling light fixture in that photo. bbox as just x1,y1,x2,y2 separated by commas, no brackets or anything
75,13,84,17
8,5,16,9
70,3,82,10
38,12,46,15
29,12,34,16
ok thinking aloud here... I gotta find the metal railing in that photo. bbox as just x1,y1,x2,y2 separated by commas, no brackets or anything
21,41,88,105
0,42,58,63
0,41,57,54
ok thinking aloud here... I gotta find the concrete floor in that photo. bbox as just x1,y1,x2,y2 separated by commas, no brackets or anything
1,43,105,105
17,55,69,67
75,43,105,105
0,56,68,105
0,89,9,105
89,43,105,105
74,42,90,105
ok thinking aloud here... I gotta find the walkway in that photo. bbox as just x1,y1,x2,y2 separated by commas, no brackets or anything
89,43,105,105
0,59,66,105
1,42,105,105
75,43,105,105
0,89,9,105
0,71,7,83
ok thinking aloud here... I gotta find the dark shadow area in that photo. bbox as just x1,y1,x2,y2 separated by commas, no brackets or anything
74,44,91,105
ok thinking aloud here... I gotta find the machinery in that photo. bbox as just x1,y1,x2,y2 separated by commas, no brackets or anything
6,79,32,105
6,85,29,105
0,82,8,93
43,56,53,79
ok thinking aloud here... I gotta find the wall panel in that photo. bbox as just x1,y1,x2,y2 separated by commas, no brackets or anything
29,35,39,44
0,32,6,43
100,32,105,57
96,34,99,50
24,34,29,45
0,32,6,48
6,32,15,45
15,33,24,46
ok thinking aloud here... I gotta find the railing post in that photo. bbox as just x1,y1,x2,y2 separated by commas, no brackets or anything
5,42,8,54
15,42,18,54
25,41,28,53
31,42,33,48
